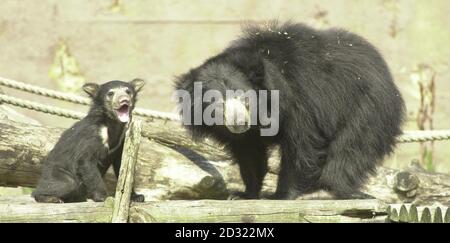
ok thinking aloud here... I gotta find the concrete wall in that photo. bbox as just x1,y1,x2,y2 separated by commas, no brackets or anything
1,0,449,172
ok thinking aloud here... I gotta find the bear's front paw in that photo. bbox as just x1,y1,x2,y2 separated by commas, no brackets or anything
91,191,107,202
131,193,145,202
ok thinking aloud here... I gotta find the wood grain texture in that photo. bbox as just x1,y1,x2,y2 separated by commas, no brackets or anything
112,119,142,223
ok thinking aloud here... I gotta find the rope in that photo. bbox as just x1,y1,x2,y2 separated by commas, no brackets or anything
0,94,84,120
0,76,180,122
1,78,450,143
398,130,450,143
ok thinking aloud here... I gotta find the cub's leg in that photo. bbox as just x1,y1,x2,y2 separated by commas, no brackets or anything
33,167,81,203
267,132,322,200
79,159,108,202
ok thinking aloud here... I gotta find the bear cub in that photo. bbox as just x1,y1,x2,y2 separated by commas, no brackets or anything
32,79,145,203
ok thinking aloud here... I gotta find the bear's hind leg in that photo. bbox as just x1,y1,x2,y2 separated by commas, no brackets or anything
78,159,108,202
32,169,81,203
319,131,379,200
268,145,322,200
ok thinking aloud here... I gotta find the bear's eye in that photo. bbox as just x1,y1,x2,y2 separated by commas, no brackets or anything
107,91,114,97
125,89,132,95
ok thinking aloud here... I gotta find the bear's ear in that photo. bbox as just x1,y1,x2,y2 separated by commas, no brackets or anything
82,83,100,98
130,78,145,93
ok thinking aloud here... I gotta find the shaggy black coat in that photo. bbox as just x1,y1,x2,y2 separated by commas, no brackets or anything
175,22,406,199
32,79,145,203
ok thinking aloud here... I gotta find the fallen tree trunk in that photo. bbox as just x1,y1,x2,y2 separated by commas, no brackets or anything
0,115,449,205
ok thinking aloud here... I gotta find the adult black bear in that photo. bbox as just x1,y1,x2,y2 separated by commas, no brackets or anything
175,22,405,200
32,79,145,203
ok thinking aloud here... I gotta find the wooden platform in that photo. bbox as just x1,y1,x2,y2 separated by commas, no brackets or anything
0,196,387,223
1,117,448,223
1,196,448,223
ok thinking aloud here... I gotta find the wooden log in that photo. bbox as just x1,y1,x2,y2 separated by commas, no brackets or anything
390,207,399,222
433,207,443,223
386,205,391,221
399,204,409,222
0,105,41,125
445,208,450,223
1,114,449,204
141,123,230,162
0,115,234,199
111,119,142,223
409,205,419,223
128,199,387,223
421,207,432,223
0,197,386,223
0,195,113,223
388,204,449,223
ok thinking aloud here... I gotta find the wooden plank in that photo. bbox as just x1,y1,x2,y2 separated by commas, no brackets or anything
0,196,387,223
111,119,143,223
0,197,114,223
302,215,387,223
129,199,387,223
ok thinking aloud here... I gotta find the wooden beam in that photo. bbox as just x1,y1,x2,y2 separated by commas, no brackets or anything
128,199,388,223
0,196,113,223
0,196,389,223
112,119,143,223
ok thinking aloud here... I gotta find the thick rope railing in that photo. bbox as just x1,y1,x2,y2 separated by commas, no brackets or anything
1,77,450,143
398,130,450,143
2,93,450,143
0,94,85,120
0,76,180,122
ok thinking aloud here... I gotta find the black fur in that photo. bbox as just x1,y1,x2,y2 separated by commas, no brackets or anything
175,22,406,200
32,79,145,203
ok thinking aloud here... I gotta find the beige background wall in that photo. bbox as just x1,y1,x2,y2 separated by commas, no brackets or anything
0,0,449,172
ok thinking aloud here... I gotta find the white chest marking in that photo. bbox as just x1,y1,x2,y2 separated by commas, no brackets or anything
99,126,109,148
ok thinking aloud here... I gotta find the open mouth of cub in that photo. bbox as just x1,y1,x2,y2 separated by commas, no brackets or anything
115,104,130,123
